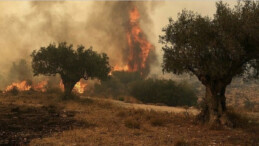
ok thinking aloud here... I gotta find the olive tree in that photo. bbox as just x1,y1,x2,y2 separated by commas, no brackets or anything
31,42,111,98
160,1,258,127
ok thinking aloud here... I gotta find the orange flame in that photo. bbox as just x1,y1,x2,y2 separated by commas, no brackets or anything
127,6,153,72
114,6,153,74
74,81,87,94
59,80,87,94
33,81,48,92
5,81,31,92
5,80,48,93
113,65,129,71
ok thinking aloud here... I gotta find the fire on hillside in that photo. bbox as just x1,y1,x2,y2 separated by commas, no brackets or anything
5,80,47,93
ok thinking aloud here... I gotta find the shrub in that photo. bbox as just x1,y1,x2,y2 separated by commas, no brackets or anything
112,71,142,84
129,79,197,107
93,77,124,97
92,71,197,107
92,71,143,97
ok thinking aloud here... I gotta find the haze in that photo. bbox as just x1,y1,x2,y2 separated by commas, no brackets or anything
0,0,236,76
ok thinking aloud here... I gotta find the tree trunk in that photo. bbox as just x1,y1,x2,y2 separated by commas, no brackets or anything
63,81,76,99
199,82,233,127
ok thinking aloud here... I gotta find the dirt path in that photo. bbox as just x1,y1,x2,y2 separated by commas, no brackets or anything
83,96,200,115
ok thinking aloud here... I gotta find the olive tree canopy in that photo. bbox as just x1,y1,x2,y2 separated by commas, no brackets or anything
31,42,111,98
160,1,258,127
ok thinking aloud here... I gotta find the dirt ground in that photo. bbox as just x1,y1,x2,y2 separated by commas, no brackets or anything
0,92,258,145
88,97,200,115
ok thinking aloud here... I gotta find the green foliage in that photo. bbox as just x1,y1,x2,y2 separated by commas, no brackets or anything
31,42,111,81
160,1,258,124
92,71,197,107
111,71,143,84
31,42,111,97
92,71,143,97
129,79,197,106
160,1,259,84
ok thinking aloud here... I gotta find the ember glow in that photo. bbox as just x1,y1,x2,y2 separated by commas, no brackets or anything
5,81,31,92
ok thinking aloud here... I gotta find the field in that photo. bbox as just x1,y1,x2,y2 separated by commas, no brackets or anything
0,92,258,145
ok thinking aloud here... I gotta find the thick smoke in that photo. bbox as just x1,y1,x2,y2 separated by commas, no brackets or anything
0,1,159,89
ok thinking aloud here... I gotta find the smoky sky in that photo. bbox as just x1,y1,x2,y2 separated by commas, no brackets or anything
0,1,159,88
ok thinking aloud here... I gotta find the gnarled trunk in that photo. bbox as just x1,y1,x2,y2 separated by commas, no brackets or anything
63,81,77,99
199,81,233,127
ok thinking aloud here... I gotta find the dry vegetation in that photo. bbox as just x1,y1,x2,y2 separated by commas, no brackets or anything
226,83,259,112
0,91,258,145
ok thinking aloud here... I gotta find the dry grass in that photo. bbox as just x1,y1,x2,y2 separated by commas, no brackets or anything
174,138,189,146
0,92,258,145
124,117,141,129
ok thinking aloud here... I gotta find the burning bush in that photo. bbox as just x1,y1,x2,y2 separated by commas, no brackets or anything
129,79,198,107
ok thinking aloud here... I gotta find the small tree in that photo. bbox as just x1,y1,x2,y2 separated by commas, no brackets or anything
31,42,111,98
160,1,258,127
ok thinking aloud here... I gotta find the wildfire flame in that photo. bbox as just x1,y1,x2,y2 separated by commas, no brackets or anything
5,81,31,92
74,81,87,94
113,65,129,71
59,80,87,94
126,6,153,72
114,6,153,74
33,81,48,92
4,80,48,93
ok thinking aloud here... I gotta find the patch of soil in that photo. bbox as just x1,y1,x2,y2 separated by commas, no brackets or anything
0,103,89,145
